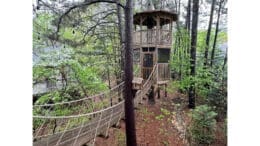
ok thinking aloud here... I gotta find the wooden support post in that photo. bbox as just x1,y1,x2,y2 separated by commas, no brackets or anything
148,85,155,104
110,96,113,106
157,86,160,99
165,84,167,97
132,89,138,108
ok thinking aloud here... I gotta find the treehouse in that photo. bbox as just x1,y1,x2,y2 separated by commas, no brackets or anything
132,4,178,91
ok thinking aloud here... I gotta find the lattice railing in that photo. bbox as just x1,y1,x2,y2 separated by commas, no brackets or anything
133,29,171,46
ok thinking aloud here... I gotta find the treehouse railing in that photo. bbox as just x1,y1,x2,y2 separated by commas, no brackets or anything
159,30,172,45
142,67,153,79
33,64,158,146
157,63,170,81
133,29,171,46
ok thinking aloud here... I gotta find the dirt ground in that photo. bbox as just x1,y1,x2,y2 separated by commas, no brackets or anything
94,90,226,146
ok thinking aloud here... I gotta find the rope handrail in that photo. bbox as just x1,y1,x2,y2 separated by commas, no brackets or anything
33,100,124,119
143,63,157,87
33,82,124,107
33,64,156,119
33,109,123,139
33,63,158,146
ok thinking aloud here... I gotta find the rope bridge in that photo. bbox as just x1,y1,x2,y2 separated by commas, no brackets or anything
33,64,158,146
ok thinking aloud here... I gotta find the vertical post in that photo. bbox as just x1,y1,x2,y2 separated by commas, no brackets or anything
165,84,167,97
140,17,142,45
156,63,158,84
124,0,137,145
105,108,114,138
148,85,155,104
156,15,160,44
158,86,160,99
140,17,143,78
170,18,173,45
110,95,113,106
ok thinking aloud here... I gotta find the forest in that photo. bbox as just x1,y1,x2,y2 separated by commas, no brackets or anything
33,0,227,145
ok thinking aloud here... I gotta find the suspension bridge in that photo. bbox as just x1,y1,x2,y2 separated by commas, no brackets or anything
33,64,164,146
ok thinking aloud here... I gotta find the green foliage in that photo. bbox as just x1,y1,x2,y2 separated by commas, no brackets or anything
160,108,171,116
171,27,190,80
35,91,64,105
188,105,217,145
33,66,54,83
133,64,141,76
33,118,45,131
155,114,164,120
69,61,108,95
35,93,52,105
195,65,227,117
206,85,227,118
194,67,214,98
161,140,169,146
53,106,73,116
115,130,126,146
174,76,193,94
67,117,89,129
63,85,82,100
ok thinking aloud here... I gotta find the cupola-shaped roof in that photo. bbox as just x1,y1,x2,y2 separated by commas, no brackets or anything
134,0,178,27
134,10,178,26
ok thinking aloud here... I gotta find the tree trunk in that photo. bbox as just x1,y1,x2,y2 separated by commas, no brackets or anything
189,0,199,109
185,0,191,34
210,0,223,67
117,0,125,81
204,0,216,67
107,54,111,89
124,0,137,145
185,0,191,59
222,47,227,70
178,0,181,14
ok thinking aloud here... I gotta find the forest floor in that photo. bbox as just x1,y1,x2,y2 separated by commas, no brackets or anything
95,89,226,146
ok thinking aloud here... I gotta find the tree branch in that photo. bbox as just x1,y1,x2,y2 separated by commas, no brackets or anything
55,0,125,39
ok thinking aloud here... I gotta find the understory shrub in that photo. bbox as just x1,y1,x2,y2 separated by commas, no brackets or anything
206,86,227,119
188,105,217,145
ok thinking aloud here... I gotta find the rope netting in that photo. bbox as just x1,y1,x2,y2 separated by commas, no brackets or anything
33,64,158,146
33,82,124,116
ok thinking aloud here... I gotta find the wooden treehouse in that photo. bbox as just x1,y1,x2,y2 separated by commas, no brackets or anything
132,3,178,99
33,3,179,146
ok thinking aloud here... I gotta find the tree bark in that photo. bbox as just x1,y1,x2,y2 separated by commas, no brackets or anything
124,0,137,145
106,54,111,89
204,0,216,67
189,0,199,109
222,47,227,70
185,0,191,34
210,0,223,67
117,0,125,80
185,0,191,58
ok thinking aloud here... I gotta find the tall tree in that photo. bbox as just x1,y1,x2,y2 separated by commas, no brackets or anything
210,0,224,67
185,0,191,34
124,0,137,145
222,47,227,70
189,0,199,109
204,0,216,67
116,0,125,81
